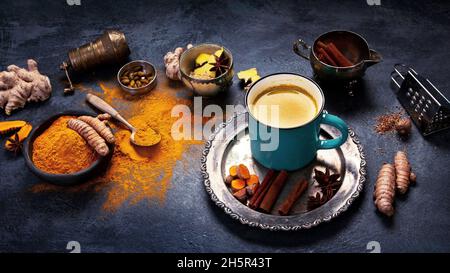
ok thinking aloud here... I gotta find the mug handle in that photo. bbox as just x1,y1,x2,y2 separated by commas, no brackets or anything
293,39,311,60
317,111,349,149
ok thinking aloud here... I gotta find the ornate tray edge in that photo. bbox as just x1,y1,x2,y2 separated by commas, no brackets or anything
201,112,366,231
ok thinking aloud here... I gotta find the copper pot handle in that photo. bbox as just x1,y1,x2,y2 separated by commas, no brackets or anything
293,39,311,60
365,49,382,67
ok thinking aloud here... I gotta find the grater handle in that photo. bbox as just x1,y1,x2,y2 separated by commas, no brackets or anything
391,64,409,90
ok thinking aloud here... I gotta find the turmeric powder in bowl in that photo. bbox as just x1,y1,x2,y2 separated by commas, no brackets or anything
32,116,99,174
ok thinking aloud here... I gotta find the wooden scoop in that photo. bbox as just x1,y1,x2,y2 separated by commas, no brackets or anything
86,93,161,146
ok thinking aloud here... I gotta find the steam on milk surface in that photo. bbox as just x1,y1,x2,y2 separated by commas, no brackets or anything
250,85,318,128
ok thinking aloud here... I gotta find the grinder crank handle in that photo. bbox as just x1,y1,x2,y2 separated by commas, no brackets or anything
85,93,135,131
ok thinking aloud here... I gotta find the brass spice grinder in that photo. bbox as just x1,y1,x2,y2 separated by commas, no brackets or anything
61,30,131,93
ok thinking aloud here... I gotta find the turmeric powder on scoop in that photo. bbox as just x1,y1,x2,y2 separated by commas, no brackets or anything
134,127,161,146
32,116,98,174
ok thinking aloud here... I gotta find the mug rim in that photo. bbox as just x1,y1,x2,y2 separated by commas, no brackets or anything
245,72,325,130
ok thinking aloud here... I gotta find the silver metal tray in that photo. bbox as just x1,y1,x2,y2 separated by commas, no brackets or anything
201,112,366,231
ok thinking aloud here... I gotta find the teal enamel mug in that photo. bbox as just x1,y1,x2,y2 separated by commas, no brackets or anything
246,73,349,171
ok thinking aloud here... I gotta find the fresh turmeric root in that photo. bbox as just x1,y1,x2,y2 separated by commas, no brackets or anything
96,113,112,121
67,119,109,156
394,151,413,194
5,123,32,153
78,115,115,144
0,120,26,135
374,163,396,217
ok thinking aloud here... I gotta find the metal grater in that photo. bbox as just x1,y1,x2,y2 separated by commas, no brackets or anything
391,64,450,136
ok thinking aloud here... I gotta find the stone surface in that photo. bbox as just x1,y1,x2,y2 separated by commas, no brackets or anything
1,0,450,252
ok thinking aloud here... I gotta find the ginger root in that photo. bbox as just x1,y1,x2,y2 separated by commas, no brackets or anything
0,120,27,135
5,123,32,153
163,44,193,80
237,68,261,91
394,151,412,194
0,59,52,115
374,163,396,217
78,115,115,144
67,119,109,156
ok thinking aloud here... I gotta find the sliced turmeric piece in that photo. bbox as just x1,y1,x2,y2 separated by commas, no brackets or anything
225,175,234,185
0,120,27,135
229,165,238,178
246,174,259,186
237,164,250,180
5,123,32,153
231,179,246,192
233,188,247,202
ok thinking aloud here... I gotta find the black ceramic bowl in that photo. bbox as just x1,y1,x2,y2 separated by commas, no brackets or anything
23,111,114,185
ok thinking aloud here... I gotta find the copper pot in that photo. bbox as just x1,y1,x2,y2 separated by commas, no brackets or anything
293,30,382,81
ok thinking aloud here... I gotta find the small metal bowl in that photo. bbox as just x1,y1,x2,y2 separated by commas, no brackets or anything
23,111,114,186
179,43,234,96
117,60,157,95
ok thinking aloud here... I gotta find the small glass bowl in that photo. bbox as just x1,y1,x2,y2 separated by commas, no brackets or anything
179,43,234,96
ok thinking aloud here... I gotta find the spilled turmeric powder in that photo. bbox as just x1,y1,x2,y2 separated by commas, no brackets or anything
31,74,202,211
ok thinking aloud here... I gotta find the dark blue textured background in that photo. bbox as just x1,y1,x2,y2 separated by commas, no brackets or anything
1,0,450,253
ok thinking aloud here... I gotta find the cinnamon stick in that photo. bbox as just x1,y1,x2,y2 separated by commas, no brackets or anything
323,42,353,67
317,47,337,66
278,179,308,216
259,170,289,213
317,41,327,49
248,169,276,209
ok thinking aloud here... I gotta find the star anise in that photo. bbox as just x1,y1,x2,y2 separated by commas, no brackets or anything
7,133,23,155
307,192,328,211
209,50,230,77
314,168,342,199
307,168,342,211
